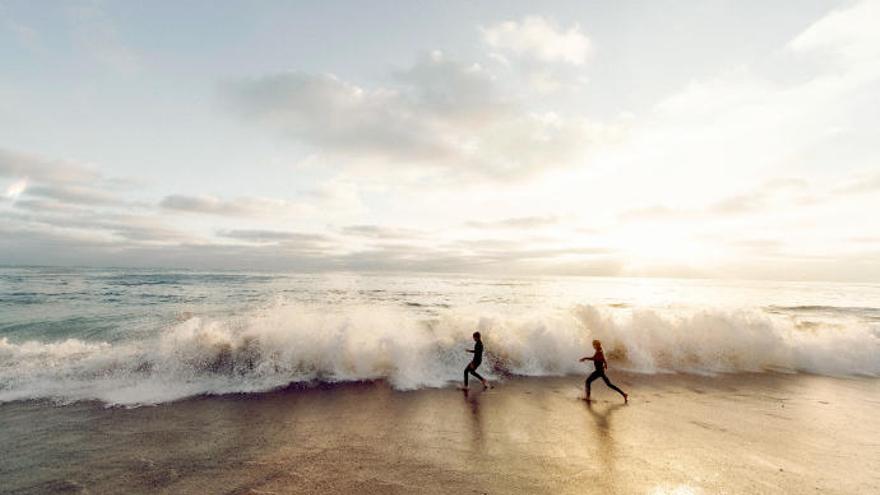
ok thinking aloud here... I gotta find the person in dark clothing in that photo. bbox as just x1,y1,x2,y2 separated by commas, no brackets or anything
580,339,627,403
463,331,490,389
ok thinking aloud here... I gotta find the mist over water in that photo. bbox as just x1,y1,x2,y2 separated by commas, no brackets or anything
1,267,878,406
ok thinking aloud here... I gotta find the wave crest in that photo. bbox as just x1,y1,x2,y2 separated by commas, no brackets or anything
1,303,877,406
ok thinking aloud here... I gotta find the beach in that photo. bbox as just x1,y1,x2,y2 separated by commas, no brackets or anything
2,268,879,493
3,372,878,494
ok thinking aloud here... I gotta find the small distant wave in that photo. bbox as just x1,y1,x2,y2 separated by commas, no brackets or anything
767,304,880,315
0,303,878,407
766,305,880,321
96,272,278,287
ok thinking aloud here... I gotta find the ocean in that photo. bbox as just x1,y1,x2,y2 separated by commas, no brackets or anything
2,266,878,408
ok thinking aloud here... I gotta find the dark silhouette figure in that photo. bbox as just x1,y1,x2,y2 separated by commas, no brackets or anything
463,331,490,389
580,339,627,403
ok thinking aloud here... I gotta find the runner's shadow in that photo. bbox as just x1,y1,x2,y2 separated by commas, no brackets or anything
583,400,625,487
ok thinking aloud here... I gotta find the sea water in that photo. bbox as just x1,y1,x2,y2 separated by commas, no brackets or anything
1,266,878,406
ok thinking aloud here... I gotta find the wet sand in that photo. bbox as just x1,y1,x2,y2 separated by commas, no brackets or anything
2,373,879,494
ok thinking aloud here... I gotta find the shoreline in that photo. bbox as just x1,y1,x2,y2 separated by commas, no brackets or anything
2,372,879,494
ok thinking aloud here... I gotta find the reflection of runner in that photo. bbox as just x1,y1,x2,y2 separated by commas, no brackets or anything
580,340,627,403
463,331,490,389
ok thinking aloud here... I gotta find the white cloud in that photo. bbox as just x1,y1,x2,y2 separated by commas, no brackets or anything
340,225,423,240
619,179,817,221
481,16,592,66
465,215,559,229
610,2,880,211
4,177,27,201
0,148,102,184
5,207,198,245
789,0,880,65
229,71,440,160
26,184,124,206
227,51,620,179
835,170,880,194
393,50,509,121
217,229,332,247
159,194,312,218
0,147,138,209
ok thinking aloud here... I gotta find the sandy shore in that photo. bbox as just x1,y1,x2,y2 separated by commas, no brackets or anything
2,372,879,494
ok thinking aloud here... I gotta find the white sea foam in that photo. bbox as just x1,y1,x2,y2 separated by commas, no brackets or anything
0,303,878,406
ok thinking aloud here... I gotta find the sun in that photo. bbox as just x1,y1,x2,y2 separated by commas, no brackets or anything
612,222,715,270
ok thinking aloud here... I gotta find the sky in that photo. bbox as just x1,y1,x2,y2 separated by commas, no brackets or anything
1,0,879,281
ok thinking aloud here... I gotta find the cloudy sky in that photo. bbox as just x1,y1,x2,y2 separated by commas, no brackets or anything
1,0,878,281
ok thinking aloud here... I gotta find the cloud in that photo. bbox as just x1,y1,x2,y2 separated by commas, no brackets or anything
4,177,27,201
104,217,196,243
226,51,620,179
4,208,196,245
633,1,880,206
159,194,310,217
479,16,594,94
0,147,140,210
457,244,614,261
835,171,880,194
324,240,619,275
227,70,454,163
393,51,511,121
217,229,331,246
25,184,125,206
620,178,818,221
620,205,691,222
788,0,880,65
707,192,768,215
1,147,371,266
850,236,880,244
465,215,559,229
481,16,592,66
733,239,784,250
300,179,365,214
0,148,102,184
0,218,627,276
340,225,423,240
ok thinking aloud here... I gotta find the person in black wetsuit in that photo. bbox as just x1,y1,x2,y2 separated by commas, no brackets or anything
580,339,627,403
463,331,490,389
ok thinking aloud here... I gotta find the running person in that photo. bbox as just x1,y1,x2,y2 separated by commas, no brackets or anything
463,331,490,389
580,340,627,403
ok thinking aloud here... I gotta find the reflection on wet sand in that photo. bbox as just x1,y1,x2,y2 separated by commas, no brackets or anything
585,401,626,491
2,373,878,494
462,388,486,454
586,400,626,433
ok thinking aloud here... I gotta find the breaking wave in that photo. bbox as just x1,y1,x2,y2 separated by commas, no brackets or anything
1,303,878,406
